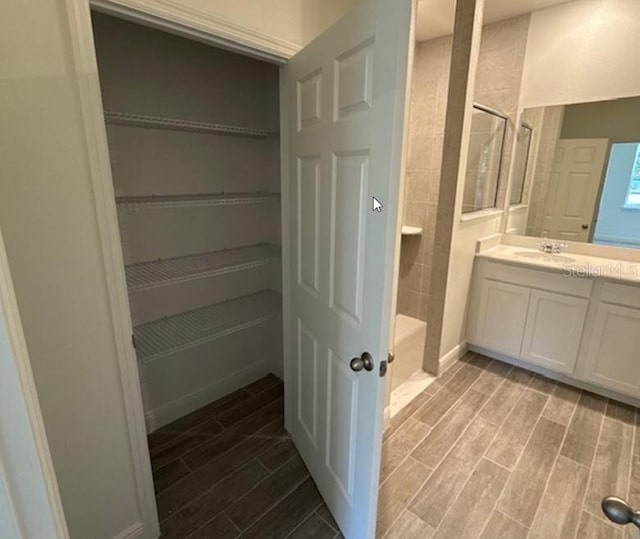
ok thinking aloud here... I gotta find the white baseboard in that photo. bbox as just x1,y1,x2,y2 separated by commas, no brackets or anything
469,344,640,409
439,341,468,374
113,521,144,539
145,360,270,431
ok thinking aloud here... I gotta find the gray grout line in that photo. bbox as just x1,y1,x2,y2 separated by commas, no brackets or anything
526,389,580,535
628,408,638,506
380,355,640,538
384,361,500,536
314,509,339,534
572,395,608,539
180,456,193,473
482,454,513,474
234,471,311,534
488,379,555,529
473,374,556,536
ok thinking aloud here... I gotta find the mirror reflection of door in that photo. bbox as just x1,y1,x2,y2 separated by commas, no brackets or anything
541,138,608,242
510,96,640,250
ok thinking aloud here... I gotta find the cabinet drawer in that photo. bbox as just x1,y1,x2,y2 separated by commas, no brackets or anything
481,260,593,298
601,282,640,309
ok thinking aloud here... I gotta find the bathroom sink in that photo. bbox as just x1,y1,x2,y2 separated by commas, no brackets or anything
513,251,576,264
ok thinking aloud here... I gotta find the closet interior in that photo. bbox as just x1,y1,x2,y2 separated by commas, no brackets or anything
91,12,284,435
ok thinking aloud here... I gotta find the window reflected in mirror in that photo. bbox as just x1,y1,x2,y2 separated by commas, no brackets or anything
463,105,507,214
623,144,640,210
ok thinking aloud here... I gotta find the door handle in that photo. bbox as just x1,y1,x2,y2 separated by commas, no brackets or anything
582,224,589,230
350,352,373,372
602,496,640,529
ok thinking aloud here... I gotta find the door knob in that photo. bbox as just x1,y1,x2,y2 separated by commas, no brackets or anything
582,224,589,230
350,352,373,372
602,496,640,529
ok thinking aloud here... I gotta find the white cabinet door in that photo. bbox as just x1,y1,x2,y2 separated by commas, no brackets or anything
521,290,588,374
583,303,640,397
285,0,413,536
474,280,530,357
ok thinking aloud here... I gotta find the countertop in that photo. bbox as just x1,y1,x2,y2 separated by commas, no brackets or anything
476,244,640,285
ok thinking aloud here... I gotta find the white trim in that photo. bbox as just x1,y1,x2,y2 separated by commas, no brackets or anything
469,345,640,409
145,360,270,431
63,1,158,536
0,230,69,537
279,64,293,433
90,0,299,63
439,341,469,373
593,233,640,248
460,208,504,223
113,521,144,539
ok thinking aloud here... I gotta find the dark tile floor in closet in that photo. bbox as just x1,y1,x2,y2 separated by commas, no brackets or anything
149,374,341,539
377,352,640,539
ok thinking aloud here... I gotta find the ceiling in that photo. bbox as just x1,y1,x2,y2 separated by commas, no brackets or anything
415,0,574,41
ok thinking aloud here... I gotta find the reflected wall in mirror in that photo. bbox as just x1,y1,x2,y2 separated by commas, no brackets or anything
508,96,640,249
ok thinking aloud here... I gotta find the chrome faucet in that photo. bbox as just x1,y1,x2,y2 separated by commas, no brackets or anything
539,240,569,254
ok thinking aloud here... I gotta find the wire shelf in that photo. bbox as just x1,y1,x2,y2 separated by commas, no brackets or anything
116,192,280,210
104,111,279,138
126,244,281,292
134,290,281,363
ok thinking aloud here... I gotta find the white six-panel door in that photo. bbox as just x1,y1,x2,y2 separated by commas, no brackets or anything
284,0,412,536
542,138,608,241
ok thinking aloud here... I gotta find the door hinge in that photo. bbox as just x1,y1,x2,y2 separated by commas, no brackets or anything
131,334,137,349
379,360,387,377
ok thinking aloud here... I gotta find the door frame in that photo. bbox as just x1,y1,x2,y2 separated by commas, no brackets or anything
89,0,298,63
0,226,69,539
59,1,300,536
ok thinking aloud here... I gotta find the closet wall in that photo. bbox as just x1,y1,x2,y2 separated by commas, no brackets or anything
92,13,283,430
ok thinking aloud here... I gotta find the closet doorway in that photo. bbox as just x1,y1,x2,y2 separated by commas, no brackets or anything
87,1,412,536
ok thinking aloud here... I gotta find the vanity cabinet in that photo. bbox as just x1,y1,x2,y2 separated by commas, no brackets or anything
474,280,530,356
582,283,640,396
468,258,640,402
521,290,588,374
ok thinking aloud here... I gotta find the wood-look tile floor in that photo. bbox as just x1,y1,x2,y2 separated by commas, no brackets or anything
377,352,640,539
148,375,342,539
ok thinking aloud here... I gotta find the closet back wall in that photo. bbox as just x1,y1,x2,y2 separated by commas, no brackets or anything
92,13,283,430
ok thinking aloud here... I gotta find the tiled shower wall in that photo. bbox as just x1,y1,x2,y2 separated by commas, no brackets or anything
397,35,453,321
397,15,530,322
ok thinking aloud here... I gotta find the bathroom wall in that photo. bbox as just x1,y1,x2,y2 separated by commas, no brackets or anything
524,105,565,236
398,15,530,360
521,0,640,108
439,15,530,361
397,35,452,321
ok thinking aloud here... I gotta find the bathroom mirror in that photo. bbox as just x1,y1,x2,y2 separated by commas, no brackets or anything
507,96,640,249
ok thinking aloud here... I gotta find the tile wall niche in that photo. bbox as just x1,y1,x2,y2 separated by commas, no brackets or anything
397,15,531,324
